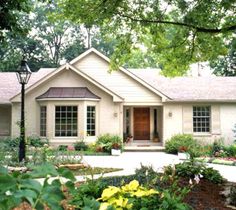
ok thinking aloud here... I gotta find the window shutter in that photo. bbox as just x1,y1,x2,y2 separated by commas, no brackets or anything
182,105,193,134
211,105,221,134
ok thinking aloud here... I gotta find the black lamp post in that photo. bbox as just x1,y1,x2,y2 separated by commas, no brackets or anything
16,60,32,162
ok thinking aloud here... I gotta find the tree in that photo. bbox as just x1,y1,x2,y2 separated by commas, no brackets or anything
0,0,33,42
210,38,236,76
60,0,236,76
0,1,86,72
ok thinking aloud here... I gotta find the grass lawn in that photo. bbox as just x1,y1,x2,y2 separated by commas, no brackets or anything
68,167,123,176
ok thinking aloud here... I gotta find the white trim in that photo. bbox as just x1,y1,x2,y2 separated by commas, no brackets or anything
124,102,163,106
70,48,169,101
36,98,100,101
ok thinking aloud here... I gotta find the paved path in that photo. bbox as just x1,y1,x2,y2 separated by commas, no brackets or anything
82,152,236,182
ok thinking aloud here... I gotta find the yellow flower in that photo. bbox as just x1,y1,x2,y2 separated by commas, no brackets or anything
122,180,139,192
100,186,120,201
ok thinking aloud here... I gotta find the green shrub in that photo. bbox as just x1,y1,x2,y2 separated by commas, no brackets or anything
174,161,204,178
173,161,224,184
95,134,123,152
73,141,88,151
2,137,20,151
165,134,200,157
211,140,224,156
224,144,236,157
27,135,48,147
201,167,224,184
58,145,68,151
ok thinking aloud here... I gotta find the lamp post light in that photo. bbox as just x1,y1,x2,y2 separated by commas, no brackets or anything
16,60,32,162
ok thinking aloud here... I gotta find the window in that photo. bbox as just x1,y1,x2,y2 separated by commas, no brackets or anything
193,106,211,132
55,106,77,137
40,106,47,137
87,106,96,136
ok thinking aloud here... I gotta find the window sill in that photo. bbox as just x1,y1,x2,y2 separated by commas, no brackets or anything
193,133,212,137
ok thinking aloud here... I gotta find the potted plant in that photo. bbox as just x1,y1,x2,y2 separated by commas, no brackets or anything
178,146,190,160
124,134,133,143
153,132,159,142
111,142,122,156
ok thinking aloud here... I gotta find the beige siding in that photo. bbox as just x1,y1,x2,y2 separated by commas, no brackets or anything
220,104,236,145
162,103,234,145
0,105,11,137
182,105,193,134
163,104,183,143
11,69,122,144
211,105,221,135
73,53,162,103
11,103,20,137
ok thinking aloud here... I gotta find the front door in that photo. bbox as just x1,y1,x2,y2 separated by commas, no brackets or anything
133,108,150,140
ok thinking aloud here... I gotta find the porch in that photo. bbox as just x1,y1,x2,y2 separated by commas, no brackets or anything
124,140,165,151
123,105,164,149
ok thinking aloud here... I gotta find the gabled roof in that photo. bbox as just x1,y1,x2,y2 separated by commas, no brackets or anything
37,87,100,100
10,63,124,103
70,48,169,101
1,48,236,104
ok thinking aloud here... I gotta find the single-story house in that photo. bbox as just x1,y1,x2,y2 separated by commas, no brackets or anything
0,48,236,146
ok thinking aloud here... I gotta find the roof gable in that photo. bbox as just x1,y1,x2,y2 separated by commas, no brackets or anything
10,63,124,102
70,48,168,102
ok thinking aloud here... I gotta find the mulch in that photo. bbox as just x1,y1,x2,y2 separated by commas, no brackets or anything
183,179,232,210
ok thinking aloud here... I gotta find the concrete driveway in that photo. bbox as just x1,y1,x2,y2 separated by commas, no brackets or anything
83,152,236,182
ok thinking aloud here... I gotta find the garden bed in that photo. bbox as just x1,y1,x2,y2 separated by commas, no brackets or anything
182,178,232,210
196,157,236,166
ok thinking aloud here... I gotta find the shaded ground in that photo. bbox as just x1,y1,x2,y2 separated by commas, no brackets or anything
183,179,231,210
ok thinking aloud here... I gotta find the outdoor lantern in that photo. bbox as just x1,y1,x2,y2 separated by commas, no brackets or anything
16,60,32,84
16,59,31,162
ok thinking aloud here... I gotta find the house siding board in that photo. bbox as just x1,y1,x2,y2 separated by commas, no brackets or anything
11,69,121,143
182,105,193,134
220,104,236,145
163,104,183,142
211,105,221,135
0,105,11,136
73,53,162,103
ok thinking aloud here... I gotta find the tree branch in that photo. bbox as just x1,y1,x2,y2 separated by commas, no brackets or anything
117,13,236,34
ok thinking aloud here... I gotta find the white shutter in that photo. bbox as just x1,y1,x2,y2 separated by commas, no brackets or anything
182,105,193,134
211,105,221,134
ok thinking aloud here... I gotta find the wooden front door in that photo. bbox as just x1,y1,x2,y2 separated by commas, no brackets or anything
133,108,150,140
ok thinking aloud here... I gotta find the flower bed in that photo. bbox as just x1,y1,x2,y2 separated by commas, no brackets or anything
195,157,236,166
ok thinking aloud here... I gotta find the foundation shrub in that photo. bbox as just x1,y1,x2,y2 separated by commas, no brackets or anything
224,144,236,157
95,134,123,152
1,137,20,151
58,145,68,151
73,141,88,151
27,135,48,147
165,134,200,157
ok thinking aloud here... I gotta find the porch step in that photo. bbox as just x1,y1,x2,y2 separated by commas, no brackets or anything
124,145,165,152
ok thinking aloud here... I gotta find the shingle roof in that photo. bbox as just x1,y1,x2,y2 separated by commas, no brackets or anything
37,87,100,99
1,67,236,104
128,69,236,101
0,68,55,104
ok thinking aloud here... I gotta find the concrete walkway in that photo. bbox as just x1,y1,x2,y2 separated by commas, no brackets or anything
82,152,236,183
